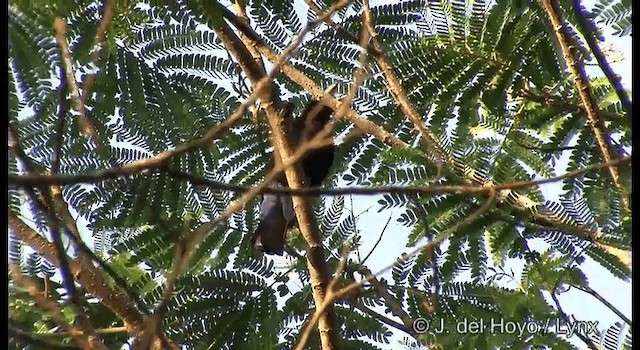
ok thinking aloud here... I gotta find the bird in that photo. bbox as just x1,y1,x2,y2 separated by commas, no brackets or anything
251,89,336,255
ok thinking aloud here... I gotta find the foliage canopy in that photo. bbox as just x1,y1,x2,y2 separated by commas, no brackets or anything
8,0,631,349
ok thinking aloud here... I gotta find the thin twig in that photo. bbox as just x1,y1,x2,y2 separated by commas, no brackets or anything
169,156,628,197
550,292,598,350
545,243,599,350
349,301,412,335
357,266,416,334
572,285,631,325
360,214,392,265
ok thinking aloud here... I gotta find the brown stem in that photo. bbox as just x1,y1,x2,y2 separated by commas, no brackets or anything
212,11,345,348
571,0,631,119
53,17,97,141
9,323,78,349
11,156,630,204
9,265,107,350
8,210,177,349
540,0,628,211
362,0,450,176
357,266,415,333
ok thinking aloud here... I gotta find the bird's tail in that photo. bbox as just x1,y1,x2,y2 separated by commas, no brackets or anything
251,185,295,255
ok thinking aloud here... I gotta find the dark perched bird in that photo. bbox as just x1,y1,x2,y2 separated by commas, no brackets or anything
252,92,336,255
293,101,336,187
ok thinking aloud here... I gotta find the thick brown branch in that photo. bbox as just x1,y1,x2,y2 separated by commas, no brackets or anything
231,0,266,76
8,210,177,349
53,17,97,141
571,0,631,119
361,0,449,174
210,3,358,349
540,0,628,211
9,323,80,349
9,265,107,350
11,156,629,198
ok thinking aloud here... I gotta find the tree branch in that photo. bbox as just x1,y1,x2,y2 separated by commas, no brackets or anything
360,214,392,265
8,210,177,349
356,266,416,336
540,0,629,211
161,156,633,220
9,265,106,350
53,17,97,141
573,285,631,326
211,2,362,349
361,0,449,177
10,151,630,198
9,323,80,350
571,0,631,119
350,301,414,336
550,290,598,350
